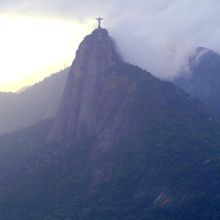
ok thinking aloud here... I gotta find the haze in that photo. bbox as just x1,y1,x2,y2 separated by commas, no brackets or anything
1,0,220,91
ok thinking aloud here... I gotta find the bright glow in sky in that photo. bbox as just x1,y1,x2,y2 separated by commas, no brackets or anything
2,0,220,92
0,14,94,92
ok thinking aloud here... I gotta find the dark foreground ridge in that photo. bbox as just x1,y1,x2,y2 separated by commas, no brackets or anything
0,29,220,219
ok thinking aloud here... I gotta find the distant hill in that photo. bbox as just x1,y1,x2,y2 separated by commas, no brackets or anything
0,68,68,134
174,47,220,114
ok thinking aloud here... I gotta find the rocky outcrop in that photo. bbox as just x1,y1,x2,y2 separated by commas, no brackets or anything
47,28,122,148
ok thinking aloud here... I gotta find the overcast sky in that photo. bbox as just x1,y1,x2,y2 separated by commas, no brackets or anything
1,0,220,91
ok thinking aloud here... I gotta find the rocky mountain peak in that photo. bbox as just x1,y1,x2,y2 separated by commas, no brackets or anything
174,47,220,113
188,47,217,68
47,28,122,144
73,28,121,77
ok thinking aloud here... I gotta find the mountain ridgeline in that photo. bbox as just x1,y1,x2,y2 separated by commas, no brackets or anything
174,47,220,114
0,29,220,219
0,68,68,134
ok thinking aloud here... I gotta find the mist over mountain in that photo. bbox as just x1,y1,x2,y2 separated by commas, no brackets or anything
174,47,220,114
0,68,68,134
0,28,219,220
1,1,220,79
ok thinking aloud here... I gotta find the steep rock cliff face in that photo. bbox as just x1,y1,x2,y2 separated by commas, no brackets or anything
47,28,122,147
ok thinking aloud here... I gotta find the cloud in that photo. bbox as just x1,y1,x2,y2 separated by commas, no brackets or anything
1,0,220,79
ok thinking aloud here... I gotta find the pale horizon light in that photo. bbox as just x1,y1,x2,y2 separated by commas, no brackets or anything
0,13,94,92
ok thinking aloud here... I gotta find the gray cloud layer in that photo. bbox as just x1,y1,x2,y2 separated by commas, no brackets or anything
1,0,220,78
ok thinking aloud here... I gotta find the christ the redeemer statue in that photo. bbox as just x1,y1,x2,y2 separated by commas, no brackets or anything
96,17,104,29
